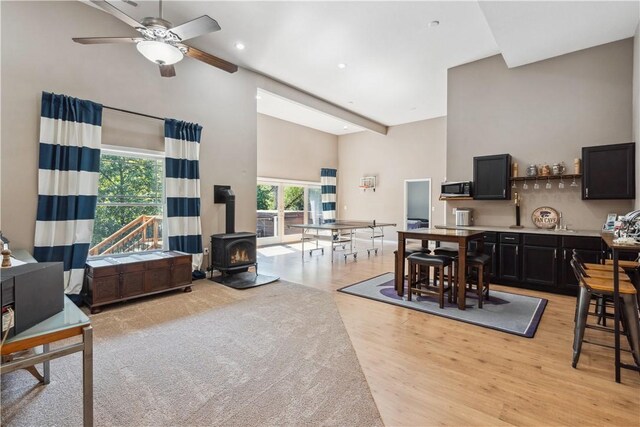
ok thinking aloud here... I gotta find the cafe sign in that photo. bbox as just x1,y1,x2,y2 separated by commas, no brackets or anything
531,206,559,229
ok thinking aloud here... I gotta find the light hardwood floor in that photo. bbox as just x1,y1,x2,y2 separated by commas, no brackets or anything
256,242,640,426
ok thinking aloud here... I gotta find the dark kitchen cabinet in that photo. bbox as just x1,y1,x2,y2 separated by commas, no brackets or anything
469,232,498,281
473,154,511,200
499,233,521,281
522,235,559,288
582,142,635,199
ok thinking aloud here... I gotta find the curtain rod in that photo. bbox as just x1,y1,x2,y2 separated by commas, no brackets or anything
103,105,164,122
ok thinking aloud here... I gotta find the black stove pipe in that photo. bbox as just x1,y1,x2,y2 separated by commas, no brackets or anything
214,185,236,234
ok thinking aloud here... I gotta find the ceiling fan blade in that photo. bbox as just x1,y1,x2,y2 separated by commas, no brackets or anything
159,64,176,78
89,0,143,29
72,37,142,45
169,16,221,42
181,44,238,74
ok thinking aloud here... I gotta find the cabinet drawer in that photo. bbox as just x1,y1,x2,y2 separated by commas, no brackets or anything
524,234,559,247
500,233,520,244
562,236,601,251
483,232,497,243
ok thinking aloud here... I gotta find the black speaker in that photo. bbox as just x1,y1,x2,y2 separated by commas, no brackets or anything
1,262,64,338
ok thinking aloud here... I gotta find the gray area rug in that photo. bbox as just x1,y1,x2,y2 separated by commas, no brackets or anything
1,281,383,426
339,273,547,338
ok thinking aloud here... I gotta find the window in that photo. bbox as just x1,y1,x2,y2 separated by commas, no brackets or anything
90,149,164,256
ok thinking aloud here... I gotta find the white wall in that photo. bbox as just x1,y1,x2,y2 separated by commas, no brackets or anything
0,1,347,250
257,114,338,183
337,117,447,239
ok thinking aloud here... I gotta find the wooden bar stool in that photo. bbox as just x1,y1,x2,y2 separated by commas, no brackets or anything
406,253,453,308
394,245,431,279
569,259,640,369
433,247,459,289
465,253,491,308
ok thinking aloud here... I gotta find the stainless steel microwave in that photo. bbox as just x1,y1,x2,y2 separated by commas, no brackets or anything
441,181,472,197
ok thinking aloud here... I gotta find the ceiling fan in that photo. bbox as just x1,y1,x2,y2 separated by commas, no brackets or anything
73,0,238,77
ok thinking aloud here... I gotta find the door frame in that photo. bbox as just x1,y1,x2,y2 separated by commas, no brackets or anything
257,177,320,246
403,178,432,230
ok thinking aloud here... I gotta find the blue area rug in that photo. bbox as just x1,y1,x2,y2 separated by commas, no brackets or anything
338,273,547,338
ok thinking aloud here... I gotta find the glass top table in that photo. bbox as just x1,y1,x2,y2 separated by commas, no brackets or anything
4,297,90,346
1,296,93,426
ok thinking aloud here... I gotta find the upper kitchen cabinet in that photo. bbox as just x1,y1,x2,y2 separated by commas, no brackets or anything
473,154,512,200
582,142,635,199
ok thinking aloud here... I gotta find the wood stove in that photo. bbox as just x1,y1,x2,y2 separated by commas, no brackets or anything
211,185,257,275
210,232,256,273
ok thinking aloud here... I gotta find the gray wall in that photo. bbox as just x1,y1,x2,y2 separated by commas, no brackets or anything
338,117,447,239
257,114,338,182
0,1,345,250
446,39,634,230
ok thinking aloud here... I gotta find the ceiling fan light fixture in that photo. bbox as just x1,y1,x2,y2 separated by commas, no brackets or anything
136,40,183,65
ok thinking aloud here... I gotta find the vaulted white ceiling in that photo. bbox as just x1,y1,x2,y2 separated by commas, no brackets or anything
83,1,639,133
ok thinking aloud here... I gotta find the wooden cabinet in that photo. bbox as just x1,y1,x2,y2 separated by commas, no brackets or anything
469,232,498,281
473,154,511,200
582,142,635,199
83,251,192,313
521,235,560,288
498,233,521,281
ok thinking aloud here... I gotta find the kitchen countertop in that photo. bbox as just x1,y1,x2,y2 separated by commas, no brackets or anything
434,224,602,238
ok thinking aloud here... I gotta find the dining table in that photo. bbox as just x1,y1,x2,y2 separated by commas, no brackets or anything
396,228,484,310
600,233,640,383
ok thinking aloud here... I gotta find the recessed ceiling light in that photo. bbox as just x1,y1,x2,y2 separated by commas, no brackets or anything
428,20,440,28
343,125,348,130
337,63,347,69
255,95,262,100
235,42,246,50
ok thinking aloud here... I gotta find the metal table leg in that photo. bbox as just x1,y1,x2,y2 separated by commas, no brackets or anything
613,249,621,383
83,325,93,427
42,344,50,384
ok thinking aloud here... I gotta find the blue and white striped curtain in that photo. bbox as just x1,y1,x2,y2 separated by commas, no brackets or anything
165,119,203,271
34,92,102,295
321,168,337,223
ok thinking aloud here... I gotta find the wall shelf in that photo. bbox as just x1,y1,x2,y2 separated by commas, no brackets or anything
510,174,582,182
439,196,473,201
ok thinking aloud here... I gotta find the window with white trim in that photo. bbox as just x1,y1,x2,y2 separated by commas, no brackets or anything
90,148,164,256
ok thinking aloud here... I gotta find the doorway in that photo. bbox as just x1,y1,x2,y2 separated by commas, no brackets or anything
404,179,431,230
256,179,321,246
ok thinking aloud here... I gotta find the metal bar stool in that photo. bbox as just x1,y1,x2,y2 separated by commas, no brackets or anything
573,250,627,326
569,259,640,369
406,253,453,308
